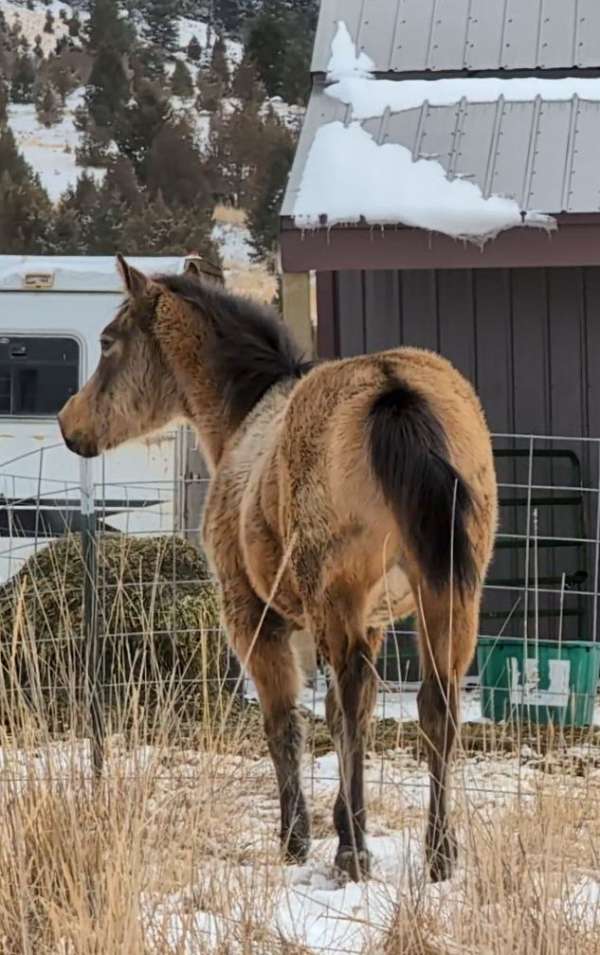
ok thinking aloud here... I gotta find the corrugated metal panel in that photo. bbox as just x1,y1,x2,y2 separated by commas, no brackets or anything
388,0,435,73
526,100,574,211
311,0,600,73
450,102,498,190
281,86,600,219
567,100,600,211
577,0,600,68
464,0,506,71
500,0,543,71
428,0,471,71
538,0,577,70
414,102,461,169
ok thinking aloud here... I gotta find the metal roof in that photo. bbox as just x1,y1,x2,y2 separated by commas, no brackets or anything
281,85,600,220
312,0,600,74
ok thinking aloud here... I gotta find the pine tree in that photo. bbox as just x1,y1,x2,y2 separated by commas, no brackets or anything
214,0,253,34
121,190,218,258
85,46,129,127
104,155,143,210
210,34,229,87
0,79,8,125
43,9,54,33
187,34,201,63
0,126,53,252
196,65,225,112
206,99,265,205
9,14,22,45
171,59,193,98
231,55,264,102
75,123,113,167
146,118,211,208
35,82,64,127
86,0,132,55
142,0,178,54
68,12,81,38
11,54,36,104
114,80,171,180
245,3,287,99
245,1,314,104
247,119,295,261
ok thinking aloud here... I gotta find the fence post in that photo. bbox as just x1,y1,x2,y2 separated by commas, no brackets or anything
80,459,104,778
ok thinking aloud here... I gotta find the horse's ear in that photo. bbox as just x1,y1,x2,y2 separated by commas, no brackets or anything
116,254,148,299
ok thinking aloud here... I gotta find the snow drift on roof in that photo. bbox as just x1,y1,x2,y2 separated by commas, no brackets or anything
292,22,569,239
326,19,374,81
326,20,600,119
292,122,554,240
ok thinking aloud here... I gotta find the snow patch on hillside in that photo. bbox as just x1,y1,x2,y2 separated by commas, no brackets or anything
7,88,105,202
1,0,85,55
177,16,242,66
211,221,253,267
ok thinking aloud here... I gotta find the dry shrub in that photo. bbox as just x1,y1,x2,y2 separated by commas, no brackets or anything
0,535,230,734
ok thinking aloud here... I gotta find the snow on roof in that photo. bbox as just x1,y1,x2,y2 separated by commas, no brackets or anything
287,22,600,240
292,121,553,240
0,256,187,292
327,21,600,118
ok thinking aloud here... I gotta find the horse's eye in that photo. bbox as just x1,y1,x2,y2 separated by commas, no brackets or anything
100,337,113,355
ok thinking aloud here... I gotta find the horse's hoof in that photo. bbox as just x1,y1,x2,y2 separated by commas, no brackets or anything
282,830,310,865
427,828,458,883
335,847,371,882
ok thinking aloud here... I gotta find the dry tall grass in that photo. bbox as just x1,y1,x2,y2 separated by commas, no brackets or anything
0,541,599,954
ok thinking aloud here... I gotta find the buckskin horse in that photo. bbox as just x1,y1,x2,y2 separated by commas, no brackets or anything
58,256,497,883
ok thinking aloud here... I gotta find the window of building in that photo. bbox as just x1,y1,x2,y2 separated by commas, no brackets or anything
0,337,80,416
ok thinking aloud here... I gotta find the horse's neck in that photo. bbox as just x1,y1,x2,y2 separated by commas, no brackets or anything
154,306,231,469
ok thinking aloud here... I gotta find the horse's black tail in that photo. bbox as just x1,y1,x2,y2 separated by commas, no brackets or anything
368,382,478,595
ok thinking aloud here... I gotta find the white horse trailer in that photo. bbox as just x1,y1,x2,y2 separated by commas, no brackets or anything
0,255,207,583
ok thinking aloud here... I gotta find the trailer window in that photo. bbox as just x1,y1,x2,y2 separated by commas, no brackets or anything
0,337,79,416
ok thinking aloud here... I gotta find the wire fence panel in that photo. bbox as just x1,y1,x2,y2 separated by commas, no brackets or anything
1,428,600,800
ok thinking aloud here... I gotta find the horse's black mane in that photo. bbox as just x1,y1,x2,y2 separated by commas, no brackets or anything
157,274,314,425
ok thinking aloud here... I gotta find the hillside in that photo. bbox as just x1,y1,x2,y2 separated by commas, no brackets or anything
0,0,315,283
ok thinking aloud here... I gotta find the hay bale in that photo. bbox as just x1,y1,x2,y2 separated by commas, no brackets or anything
0,535,230,727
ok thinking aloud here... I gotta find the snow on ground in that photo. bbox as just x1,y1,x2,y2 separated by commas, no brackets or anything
177,16,242,67
7,87,105,202
0,0,83,55
2,729,600,950
211,221,253,267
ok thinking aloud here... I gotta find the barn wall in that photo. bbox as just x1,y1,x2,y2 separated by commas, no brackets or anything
318,266,600,641
320,266,600,437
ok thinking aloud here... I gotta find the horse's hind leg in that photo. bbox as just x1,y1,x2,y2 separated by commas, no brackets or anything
223,593,310,863
415,586,481,882
324,626,382,881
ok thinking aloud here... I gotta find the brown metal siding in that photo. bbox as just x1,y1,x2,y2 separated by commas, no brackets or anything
327,266,600,438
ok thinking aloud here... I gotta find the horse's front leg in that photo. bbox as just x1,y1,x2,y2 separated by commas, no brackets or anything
223,589,310,863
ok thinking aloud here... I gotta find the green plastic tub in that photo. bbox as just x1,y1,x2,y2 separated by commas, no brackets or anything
477,636,600,727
